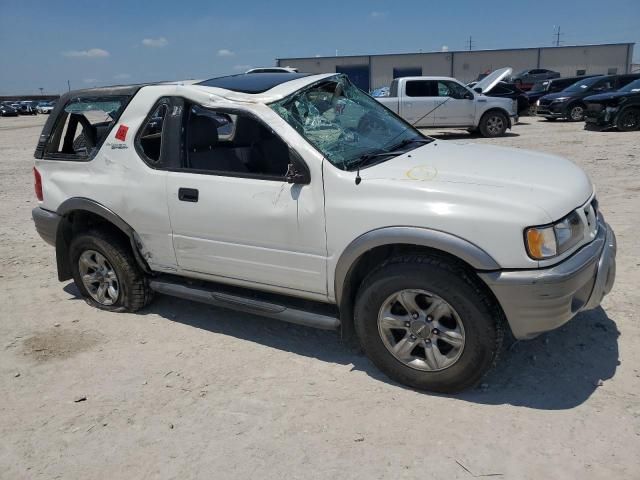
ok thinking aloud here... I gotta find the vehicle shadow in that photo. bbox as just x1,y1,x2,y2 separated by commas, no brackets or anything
63,283,619,410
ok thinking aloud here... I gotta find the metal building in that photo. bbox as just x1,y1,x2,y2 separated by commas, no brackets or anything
277,43,635,92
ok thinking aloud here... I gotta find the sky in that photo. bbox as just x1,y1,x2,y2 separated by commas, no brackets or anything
0,0,638,95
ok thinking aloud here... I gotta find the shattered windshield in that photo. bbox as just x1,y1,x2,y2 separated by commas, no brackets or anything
270,75,428,170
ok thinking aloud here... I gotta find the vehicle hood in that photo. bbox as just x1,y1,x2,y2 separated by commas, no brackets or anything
474,67,513,93
360,141,592,222
584,91,639,103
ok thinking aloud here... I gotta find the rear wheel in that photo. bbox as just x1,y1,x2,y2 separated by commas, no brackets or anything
354,255,504,393
479,111,508,137
70,229,151,312
616,108,640,132
568,104,586,121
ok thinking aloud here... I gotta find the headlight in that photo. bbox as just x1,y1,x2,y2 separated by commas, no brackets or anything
525,211,583,260
551,97,570,104
536,100,540,106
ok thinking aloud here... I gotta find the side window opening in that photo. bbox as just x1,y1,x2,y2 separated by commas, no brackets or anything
183,105,290,178
139,103,168,164
405,80,437,97
47,97,126,159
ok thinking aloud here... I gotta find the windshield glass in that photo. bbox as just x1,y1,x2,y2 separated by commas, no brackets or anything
619,79,640,92
270,75,428,170
563,77,602,93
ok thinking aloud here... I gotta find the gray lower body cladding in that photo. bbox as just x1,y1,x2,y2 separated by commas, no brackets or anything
479,218,616,339
32,207,60,246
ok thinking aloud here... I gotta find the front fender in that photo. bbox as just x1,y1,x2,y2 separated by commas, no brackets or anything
333,226,500,303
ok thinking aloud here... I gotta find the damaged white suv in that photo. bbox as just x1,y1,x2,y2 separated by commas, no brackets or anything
32,73,616,393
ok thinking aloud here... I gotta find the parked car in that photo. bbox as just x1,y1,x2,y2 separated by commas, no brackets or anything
17,102,37,115
0,103,19,117
527,75,600,115
246,66,298,73
584,78,640,131
537,74,640,121
377,73,518,137
36,101,55,114
32,73,615,393
511,68,560,90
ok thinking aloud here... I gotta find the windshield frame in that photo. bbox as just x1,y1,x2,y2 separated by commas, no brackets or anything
268,74,431,171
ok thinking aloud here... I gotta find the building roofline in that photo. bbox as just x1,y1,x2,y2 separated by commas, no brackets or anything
277,42,635,61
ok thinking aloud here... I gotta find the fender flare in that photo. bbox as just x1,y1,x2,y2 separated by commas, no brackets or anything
55,197,151,280
333,226,500,304
480,107,513,126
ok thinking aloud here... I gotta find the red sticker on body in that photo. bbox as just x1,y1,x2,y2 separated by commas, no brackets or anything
115,125,128,141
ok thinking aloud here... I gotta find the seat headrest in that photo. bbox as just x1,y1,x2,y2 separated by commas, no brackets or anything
232,115,270,145
188,113,220,152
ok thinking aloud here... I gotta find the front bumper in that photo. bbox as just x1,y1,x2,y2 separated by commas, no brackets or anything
536,103,567,118
479,218,616,339
32,207,60,246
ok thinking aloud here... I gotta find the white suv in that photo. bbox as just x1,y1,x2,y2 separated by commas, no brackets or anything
32,73,616,393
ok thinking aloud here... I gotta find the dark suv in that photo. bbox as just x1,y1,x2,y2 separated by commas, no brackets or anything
584,78,640,131
537,74,640,121
526,75,599,114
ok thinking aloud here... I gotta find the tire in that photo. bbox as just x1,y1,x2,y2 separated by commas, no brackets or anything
568,103,586,122
616,108,640,132
479,111,509,137
354,255,504,393
70,229,151,312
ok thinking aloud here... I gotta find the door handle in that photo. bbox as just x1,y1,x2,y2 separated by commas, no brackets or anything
178,188,199,202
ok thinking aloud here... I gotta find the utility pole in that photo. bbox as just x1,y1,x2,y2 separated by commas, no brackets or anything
553,26,563,47
467,36,474,51
39,87,43,96
67,80,71,92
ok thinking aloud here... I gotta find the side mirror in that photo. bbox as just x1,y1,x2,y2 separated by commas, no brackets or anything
473,87,483,94
285,148,311,185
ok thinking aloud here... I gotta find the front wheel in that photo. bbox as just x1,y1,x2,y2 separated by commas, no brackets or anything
568,104,586,122
479,111,509,137
616,108,640,132
70,229,151,312
354,256,504,393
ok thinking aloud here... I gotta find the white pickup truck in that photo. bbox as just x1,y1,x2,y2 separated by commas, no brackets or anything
32,72,615,393
376,74,518,137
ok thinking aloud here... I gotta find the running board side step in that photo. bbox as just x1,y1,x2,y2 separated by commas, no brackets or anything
149,279,341,331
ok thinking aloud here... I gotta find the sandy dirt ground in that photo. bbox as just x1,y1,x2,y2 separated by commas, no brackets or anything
1,115,639,479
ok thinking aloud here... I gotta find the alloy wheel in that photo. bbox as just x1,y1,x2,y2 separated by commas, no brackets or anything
570,105,584,121
78,250,120,305
486,115,505,135
377,289,465,371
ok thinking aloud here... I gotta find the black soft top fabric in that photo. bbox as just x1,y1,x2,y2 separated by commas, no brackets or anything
196,73,313,94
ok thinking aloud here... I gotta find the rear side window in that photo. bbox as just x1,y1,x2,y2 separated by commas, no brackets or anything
405,80,437,97
45,97,127,160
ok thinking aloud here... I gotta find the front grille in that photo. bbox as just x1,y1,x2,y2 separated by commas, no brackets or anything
538,99,552,107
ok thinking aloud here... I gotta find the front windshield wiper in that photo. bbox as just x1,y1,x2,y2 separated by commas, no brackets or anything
351,137,432,169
